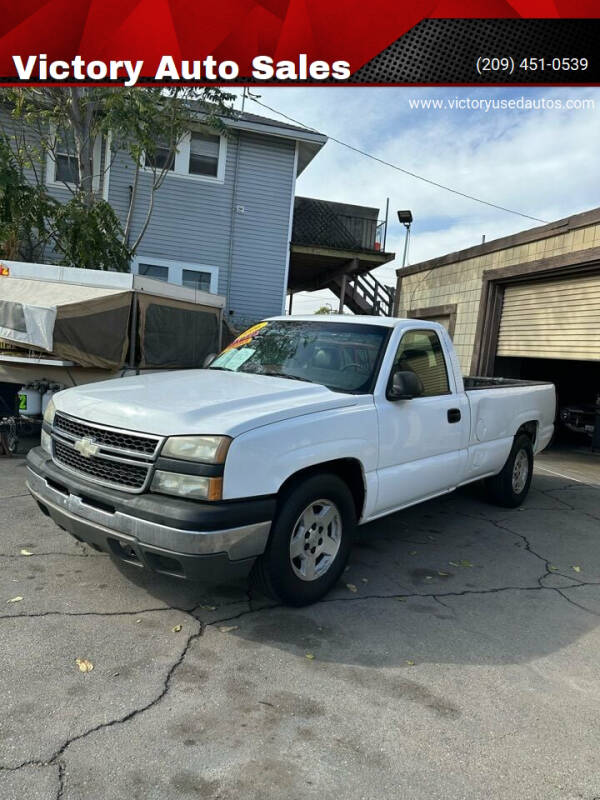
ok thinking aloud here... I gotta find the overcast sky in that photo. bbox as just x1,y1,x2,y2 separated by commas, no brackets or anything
231,87,600,313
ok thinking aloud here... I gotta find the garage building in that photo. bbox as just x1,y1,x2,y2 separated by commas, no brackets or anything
394,207,600,436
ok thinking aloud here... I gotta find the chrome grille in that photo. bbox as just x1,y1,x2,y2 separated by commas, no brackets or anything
54,413,159,457
50,413,162,493
53,440,149,491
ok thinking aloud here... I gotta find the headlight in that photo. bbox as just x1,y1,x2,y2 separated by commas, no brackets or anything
43,398,56,427
150,470,223,501
40,429,52,455
161,435,231,464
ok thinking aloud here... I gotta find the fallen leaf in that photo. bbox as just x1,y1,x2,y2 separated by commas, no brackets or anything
135,618,142,623
548,565,558,571
199,605,217,611
345,583,358,593
449,560,473,568
425,576,433,580
7,596,23,603
344,566,351,573
75,658,94,673
361,578,368,583
438,570,450,577
172,624,183,633
20,549,33,557
572,565,582,573
409,550,417,556
405,660,415,666
305,653,315,660
218,625,239,633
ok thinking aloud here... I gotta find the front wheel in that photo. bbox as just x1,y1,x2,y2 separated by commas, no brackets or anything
251,473,355,606
486,433,534,508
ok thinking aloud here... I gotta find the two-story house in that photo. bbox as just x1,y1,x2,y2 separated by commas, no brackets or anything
2,103,396,326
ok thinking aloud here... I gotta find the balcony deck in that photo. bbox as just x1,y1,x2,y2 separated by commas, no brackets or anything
287,197,396,314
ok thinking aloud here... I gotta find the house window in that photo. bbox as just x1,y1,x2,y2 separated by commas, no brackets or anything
144,129,226,183
182,269,212,292
133,257,219,293
52,130,79,184
47,129,101,191
138,263,169,281
189,132,220,177
144,140,175,172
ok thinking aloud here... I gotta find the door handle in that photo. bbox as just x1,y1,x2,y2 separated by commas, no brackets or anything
447,408,461,423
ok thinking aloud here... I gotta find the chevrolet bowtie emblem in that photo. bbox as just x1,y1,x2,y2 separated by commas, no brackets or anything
74,437,99,459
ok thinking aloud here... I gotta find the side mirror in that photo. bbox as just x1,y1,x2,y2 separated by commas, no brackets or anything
387,370,424,401
203,353,217,368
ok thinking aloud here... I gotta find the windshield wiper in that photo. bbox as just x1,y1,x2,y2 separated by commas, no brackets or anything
257,371,320,385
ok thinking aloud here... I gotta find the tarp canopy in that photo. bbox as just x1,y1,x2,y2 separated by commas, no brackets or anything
137,293,220,369
0,277,223,371
0,278,131,369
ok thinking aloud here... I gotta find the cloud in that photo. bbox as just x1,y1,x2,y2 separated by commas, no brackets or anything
236,87,600,313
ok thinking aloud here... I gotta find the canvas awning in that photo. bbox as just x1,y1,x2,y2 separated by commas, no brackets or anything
0,278,132,369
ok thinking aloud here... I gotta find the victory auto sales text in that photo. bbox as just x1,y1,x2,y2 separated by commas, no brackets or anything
12,54,352,85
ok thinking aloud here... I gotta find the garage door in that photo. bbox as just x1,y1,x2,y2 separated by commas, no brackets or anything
497,274,600,361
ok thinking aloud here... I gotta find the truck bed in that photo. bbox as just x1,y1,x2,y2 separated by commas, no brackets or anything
464,375,553,391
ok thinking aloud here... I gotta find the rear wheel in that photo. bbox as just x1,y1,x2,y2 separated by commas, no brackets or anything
486,433,533,508
251,473,355,606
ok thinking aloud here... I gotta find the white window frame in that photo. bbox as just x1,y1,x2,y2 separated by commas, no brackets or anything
46,127,102,192
142,128,227,184
132,256,219,294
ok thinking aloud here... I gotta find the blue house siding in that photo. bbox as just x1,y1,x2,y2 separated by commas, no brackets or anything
1,107,323,328
108,129,297,326
107,133,237,300
229,133,296,326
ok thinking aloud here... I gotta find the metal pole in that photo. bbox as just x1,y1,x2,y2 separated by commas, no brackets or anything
383,197,389,251
127,294,138,369
288,292,294,315
338,274,347,314
401,223,411,268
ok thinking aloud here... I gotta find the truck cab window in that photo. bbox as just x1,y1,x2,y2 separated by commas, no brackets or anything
392,329,449,396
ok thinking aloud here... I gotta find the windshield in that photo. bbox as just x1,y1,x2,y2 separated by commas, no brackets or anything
209,320,388,394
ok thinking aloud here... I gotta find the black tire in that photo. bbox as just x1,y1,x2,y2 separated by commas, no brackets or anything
486,433,534,508
251,473,356,606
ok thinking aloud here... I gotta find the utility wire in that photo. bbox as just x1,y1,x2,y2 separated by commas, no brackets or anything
248,96,548,225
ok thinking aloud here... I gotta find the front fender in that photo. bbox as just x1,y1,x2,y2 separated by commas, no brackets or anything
222,403,378,504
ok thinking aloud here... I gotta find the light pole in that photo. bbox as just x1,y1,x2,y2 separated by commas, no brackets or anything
397,210,413,268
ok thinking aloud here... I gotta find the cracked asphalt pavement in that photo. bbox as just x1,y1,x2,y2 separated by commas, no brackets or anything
1,448,599,800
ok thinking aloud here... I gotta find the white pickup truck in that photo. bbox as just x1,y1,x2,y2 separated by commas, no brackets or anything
27,316,555,605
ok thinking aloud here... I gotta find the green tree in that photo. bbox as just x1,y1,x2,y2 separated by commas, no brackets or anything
0,133,56,261
0,87,235,270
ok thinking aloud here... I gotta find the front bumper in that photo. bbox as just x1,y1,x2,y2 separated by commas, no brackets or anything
26,448,274,581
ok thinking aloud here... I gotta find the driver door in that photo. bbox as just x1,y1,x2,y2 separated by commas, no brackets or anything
374,328,469,514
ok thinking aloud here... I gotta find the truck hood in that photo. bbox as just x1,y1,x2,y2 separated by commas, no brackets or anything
53,370,358,437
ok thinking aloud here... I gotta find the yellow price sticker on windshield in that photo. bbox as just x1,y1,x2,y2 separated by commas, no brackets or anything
224,321,268,352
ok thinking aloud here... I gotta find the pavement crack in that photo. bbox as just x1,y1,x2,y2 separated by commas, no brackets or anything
0,620,204,774
0,606,188,622
321,581,593,606
56,759,65,800
553,587,600,617
538,488,577,510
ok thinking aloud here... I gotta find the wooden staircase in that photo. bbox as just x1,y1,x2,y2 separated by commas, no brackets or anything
329,272,395,316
